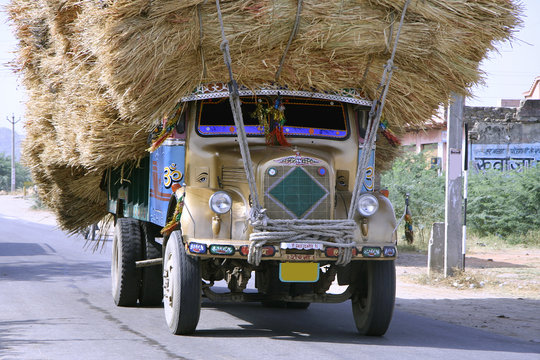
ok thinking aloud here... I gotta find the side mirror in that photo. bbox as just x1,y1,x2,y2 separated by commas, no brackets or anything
175,115,186,134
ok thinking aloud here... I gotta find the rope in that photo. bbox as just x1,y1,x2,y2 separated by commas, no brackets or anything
215,0,262,214
248,219,358,266
275,0,303,82
214,0,412,266
348,0,411,221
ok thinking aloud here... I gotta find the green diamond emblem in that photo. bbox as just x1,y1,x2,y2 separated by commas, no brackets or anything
269,167,327,218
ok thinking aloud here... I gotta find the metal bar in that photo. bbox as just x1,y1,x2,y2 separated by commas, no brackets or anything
463,122,469,270
135,258,163,268
203,286,352,303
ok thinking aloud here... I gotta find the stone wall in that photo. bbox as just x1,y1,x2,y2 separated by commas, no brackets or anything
465,99,540,171
465,99,540,144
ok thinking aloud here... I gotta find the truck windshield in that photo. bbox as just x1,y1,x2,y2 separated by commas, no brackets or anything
197,96,348,139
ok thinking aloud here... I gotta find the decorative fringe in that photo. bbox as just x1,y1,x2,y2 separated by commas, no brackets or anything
253,101,270,138
251,95,291,147
147,103,183,153
379,119,401,147
268,126,291,147
160,193,185,236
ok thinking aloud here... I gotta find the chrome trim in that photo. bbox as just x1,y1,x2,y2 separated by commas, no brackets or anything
181,83,372,106
162,138,185,146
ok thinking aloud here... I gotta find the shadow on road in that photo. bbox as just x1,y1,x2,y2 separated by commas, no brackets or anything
0,242,51,256
195,291,540,355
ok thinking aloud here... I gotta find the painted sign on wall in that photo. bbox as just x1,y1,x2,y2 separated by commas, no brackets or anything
471,143,540,171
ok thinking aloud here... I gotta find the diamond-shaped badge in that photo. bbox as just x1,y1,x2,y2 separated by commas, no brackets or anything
269,167,328,218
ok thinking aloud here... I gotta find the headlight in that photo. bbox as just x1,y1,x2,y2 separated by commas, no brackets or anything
357,193,379,217
209,191,232,214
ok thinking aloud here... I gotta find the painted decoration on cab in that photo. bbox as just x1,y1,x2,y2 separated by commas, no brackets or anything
364,166,374,191
149,145,185,226
163,163,183,189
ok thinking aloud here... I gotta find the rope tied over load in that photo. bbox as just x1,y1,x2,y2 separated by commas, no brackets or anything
248,219,358,266
214,0,411,266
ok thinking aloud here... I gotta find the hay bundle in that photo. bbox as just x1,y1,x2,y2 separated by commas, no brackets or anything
7,0,521,231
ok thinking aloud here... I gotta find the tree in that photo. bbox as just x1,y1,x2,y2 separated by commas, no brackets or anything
0,154,32,191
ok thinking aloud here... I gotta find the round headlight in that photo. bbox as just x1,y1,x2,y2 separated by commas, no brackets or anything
357,193,379,217
209,191,232,214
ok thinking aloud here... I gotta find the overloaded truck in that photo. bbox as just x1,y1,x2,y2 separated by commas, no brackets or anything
7,0,519,340
107,84,398,336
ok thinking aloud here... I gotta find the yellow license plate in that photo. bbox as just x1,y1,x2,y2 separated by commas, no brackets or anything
279,262,319,283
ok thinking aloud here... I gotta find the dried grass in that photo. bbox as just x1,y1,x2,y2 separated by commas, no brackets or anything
7,0,521,231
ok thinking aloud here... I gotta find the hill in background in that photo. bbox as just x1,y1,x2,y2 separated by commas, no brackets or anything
0,127,23,161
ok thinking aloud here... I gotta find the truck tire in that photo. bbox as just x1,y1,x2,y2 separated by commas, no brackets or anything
111,218,143,307
163,230,201,335
139,222,163,306
351,260,395,336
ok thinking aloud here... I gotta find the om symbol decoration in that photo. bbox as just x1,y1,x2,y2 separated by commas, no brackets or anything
364,166,374,191
164,163,183,189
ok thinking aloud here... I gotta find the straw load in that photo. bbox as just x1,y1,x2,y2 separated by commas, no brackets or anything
7,0,521,232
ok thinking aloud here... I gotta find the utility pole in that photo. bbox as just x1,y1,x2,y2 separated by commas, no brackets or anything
7,114,21,194
444,94,464,277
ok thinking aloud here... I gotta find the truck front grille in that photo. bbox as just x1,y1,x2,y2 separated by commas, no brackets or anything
221,166,247,186
263,165,330,220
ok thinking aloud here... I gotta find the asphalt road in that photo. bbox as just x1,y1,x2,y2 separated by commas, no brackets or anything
1,215,539,360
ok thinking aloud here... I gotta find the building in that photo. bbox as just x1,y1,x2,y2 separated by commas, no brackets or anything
524,76,540,100
399,76,540,172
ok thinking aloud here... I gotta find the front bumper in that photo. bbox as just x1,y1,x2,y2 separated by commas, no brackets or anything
184,238,397,262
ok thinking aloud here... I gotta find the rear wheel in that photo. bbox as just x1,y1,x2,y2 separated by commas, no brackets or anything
111,218,142,306
351,260,396,336
163,230,201,335
139,222,163,306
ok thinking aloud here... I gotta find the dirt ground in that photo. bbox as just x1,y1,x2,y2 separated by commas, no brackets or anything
396,249,540,344
1,194,539,344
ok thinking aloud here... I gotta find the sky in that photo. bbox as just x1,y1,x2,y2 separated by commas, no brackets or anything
0,0,539,135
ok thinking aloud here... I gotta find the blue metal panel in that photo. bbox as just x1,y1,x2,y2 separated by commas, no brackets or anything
149,145,185,226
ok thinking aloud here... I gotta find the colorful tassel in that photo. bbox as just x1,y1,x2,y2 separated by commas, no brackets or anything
148,103,183,153
251,94,290,147
160,194,184,236
379,119,401,147
269,126,291,147
252,101,270,138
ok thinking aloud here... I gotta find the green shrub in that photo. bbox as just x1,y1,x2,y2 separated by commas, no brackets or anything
381,152,445,244
467,166,540,239
381,151,540,246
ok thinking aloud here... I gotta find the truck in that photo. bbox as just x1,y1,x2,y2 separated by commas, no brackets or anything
107,84,398,336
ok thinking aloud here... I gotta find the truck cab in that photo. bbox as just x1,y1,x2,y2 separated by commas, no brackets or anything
108,86,397,336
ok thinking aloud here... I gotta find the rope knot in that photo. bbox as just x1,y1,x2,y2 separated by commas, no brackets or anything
220,39,229,52
250,207,268,228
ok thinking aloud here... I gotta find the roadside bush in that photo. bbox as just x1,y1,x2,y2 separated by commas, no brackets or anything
381,152,445,244
467,166,540,240
381,151,540,246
